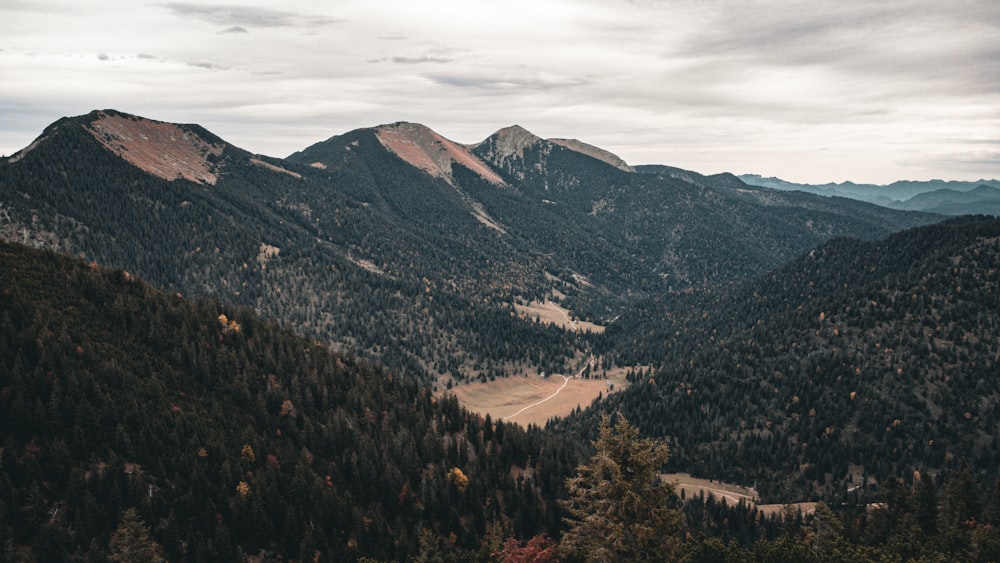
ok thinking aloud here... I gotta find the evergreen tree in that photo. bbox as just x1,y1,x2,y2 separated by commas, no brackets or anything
810,502,845,555
108,507,161,563
986,475,1000,527
916,473,938,535
559,413,683,561
943,465,981,528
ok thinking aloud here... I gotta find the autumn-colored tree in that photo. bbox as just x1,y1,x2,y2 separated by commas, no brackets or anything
448,467,470,493
496,534,558,563
559,413,683,562
108,507,161,562
236,480,250,497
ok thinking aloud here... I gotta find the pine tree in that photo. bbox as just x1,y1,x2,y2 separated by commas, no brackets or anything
559,413,683,562
943,465,981,528
916,473,938,535
985,475,1000,527
811,501,845,555
108,507,161,563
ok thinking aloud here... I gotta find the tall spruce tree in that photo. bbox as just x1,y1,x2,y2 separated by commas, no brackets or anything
559,413,683,562
916,473,938,535
108,507,161,563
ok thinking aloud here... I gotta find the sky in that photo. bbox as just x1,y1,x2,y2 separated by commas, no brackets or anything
1,0,998,184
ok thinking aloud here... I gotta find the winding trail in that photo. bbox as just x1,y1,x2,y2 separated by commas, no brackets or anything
504,375,570,421
504,360,595,421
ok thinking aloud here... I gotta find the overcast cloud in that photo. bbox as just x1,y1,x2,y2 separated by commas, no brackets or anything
0,0,997,183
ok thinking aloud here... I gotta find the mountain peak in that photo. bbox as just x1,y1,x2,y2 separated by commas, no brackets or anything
495,124,540,142
474,125,543,165
83,110,226,185
374,122,505,186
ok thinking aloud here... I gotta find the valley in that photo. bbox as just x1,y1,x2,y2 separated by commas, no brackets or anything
2,109,999,561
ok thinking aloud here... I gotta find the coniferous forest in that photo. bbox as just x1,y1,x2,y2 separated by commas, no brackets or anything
0,242,578,561
2,111,1000,561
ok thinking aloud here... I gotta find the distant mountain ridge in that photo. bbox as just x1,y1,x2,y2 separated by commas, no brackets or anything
2,109,939,386
739,173,1000,215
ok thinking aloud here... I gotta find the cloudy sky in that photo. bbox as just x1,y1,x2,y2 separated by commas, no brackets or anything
1,0,997,183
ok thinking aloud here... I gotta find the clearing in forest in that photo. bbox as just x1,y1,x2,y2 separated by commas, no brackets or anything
665,473,817,517
513,300,605,333
444,367,632,427
665,473,760,506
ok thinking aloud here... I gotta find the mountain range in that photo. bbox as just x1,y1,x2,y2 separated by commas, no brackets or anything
739,174,1000,216
3,109,1000,559
0,109,938,385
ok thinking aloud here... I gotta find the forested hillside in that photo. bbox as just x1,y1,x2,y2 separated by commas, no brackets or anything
0,111,586,383
467,131,937,316
1,110,937,387
564,216,1000,501
0,242,581,560
3,110,1000,561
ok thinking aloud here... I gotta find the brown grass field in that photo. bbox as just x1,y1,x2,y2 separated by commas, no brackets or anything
756,502,818,517
444,367,632,427
664,473,817,516
513,300,605,333
665,473,760,505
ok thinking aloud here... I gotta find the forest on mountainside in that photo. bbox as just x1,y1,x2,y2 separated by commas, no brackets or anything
0,111,588,385
5,111,1000,561
2,239,999,562
564,216,1000,503
0,242,581,561
0,111,940,393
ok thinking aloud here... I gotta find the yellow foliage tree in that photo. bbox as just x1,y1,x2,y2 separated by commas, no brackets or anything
218,313,241,334
448,467,470,493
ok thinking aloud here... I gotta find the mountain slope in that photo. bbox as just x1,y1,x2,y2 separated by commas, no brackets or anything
0,241,580,560
559,216,1000,501
291,119,940,322
0,110,584,383
468,140,939,312
548,137,634,172
2,109,941,386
